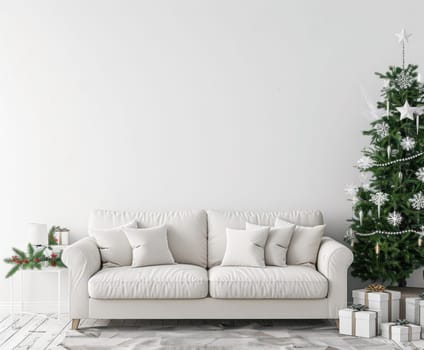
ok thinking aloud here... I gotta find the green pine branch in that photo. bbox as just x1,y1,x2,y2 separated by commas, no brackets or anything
6,265,20,278
4,244,64,278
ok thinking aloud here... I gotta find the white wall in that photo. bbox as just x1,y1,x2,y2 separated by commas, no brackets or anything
1,0,424,311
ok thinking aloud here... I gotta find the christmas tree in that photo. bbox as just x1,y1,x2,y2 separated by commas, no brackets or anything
345,29,424,286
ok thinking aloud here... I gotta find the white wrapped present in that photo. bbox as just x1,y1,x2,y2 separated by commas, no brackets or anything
405,298,423,324
405,297,424,333
352,286,400,325
381,321,420,342
339,307,377,338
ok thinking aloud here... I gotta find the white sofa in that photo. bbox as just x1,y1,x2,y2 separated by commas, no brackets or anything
63,209,353,329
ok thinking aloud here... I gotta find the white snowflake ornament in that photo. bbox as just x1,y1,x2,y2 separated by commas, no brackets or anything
401,136,416,151
410,192,424,210
416,167,424,182
361,183,371,191
344,184,358,197
357,156,373,170
375,122,389,138
370,192,389,206
396,71,414,89
370,191,389,218
387,211,403,226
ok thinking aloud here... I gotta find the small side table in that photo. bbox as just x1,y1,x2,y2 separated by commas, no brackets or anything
10,267,68,320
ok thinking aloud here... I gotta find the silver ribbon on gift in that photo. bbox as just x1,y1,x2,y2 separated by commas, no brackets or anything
349,304,377,336
388,319,413,341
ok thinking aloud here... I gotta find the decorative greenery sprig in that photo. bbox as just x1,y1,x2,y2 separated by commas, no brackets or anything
4,244,45,278
3,244,65,278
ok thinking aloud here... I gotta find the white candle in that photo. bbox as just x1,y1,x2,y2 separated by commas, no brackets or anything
359,210,363,226
386,100,390,117
417,115,420,135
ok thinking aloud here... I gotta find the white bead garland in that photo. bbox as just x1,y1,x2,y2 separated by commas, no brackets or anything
372,151,424,167
355,229,422,236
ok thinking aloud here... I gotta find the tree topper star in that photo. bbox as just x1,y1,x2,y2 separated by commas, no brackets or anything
395,28,412,44
397,100,415,120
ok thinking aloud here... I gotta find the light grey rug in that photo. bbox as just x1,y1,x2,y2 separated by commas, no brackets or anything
60,319,402,350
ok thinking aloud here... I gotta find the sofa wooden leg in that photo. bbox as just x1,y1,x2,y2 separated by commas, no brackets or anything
335,319,339,329
72,319,80,330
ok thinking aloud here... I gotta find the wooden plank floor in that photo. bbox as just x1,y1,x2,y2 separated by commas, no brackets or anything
0,313,80,350
0,314,416,350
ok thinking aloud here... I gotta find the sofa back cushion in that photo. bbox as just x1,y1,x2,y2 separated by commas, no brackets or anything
91,219,137,267
207,210,324,268
89,209,207,268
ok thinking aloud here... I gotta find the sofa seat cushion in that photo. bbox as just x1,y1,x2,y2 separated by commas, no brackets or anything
209,266,328,299
88,264,208,299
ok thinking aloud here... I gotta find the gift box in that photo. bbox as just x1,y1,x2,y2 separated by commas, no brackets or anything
381,322,420,342
339,308,377,338
352,288,400,325
405,297,424,333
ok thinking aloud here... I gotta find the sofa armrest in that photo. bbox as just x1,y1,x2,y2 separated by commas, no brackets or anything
62,237,101,319
317,236,353,318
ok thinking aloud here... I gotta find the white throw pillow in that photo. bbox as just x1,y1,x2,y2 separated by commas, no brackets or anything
123,224,175,267
246,222,294,266
92,219,137,267
221,227,269,267
275,218,325,265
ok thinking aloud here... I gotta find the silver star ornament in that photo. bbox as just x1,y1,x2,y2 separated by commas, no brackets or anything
395,28,412,44
397,100,415,120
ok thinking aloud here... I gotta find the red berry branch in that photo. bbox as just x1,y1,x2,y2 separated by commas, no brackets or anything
4,244,65,278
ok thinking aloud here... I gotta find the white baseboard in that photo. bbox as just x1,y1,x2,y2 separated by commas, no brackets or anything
0,301,69,313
